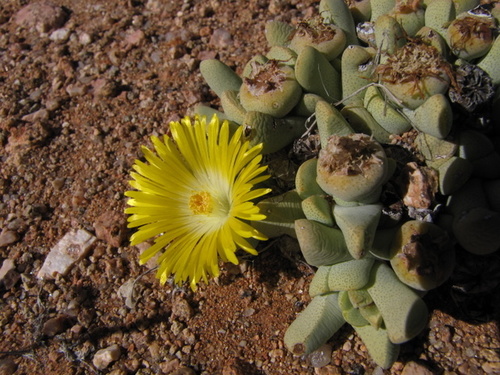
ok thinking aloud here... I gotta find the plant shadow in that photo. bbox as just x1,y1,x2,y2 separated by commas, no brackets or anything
428,248,500,325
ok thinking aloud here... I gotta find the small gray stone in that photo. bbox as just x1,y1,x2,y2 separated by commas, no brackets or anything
401,361,435,375
14,2,68,34
172,297,194,321
125,29,145,46
170,320,184,336
0,230,18,247
209,28,232,48
118,279,138,309
160,358,180,374
42,315,70,337
91,78,118,98
78,32,93,45
65,83,88,97
49,28,71,42
0,259,20,289
21,108,49,123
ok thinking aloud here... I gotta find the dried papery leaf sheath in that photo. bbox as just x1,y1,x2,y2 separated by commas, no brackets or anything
320,135,383,176
244,60,288,96
288,17,347,60
447,15,495,60
376,40,452,108
292,18,339,44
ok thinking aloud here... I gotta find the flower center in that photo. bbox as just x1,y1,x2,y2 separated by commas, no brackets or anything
189,191,213,215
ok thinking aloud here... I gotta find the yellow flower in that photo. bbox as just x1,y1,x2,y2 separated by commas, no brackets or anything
125,115,271,290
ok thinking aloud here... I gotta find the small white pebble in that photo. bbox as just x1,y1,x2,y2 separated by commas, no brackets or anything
92,344,121,370
79,32,92,45
308,343,332,368
37,229,96,279
49,28,70,42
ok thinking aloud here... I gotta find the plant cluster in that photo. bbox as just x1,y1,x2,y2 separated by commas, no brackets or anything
193,0,500,368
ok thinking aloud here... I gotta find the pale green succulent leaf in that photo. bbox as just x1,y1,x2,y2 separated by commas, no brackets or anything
301,195,335,227
265,20,296,47
446,177,489,217
484,179,500,212
338,291,370,327
200,59,242,98
295,219,353,267
340,106,392,144
458,129,495,161
391,8,425,37
315,100,354,148
328,258,375,291
348,289,373,308
452,207,500,255
437,156,473,195
295,46,342,102
242,112,306,154
242,55,268,78
416,26,449,55
284,293,345,356
370,226,399,260
319,0,358,46
251,191,305,239
292,93,324,117
359,303,384,330
470,152,500,179
266,46,297,65
190,104,228,121
364,85,411,135
366,263,428,344
333,204,383,259
374,15,407,57
453,0,480,14
309,265,332,297
239,64,302,118
369,0,396,23
405,94,453,139
341,45,375,106
220,90,246,124
478,32,500,84
353,324,400,369
424,0,456,39
296,158,325,200
415,132,457,162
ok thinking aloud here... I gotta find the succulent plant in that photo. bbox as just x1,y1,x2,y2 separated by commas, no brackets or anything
316,133,390,204
389,220,455,290
239,59,302,118
447,12,496,60
199,0,500,368
284,260,429,369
